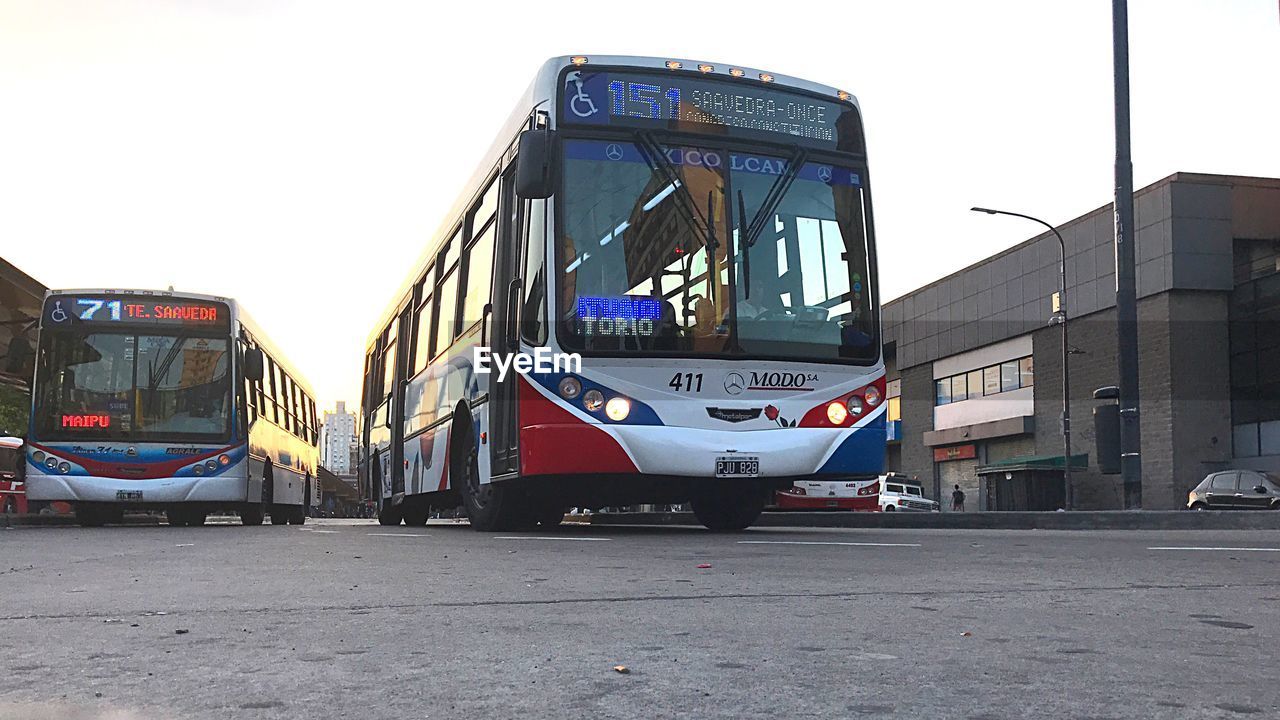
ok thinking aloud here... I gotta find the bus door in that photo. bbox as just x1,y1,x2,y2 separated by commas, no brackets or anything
390,305,413,498
488,165,523,478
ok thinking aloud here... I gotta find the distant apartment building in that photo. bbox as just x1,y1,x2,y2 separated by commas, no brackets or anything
320,401,357,476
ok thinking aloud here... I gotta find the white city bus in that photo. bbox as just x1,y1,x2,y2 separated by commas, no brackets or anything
26,289,320,527
360,56,886,531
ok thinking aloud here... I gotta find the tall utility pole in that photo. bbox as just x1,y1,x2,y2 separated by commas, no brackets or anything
1113,0,1143,508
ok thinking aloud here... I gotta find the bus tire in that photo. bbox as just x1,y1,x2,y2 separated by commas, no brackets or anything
377,502,402,526
287,506,306,525
187,511,207,527
270,506,288,525
454,414,525,532
402,502,429,527
165,508,189,527
241,505,265,526
690,482,766,532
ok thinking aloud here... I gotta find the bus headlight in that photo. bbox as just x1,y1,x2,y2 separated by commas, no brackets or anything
605,397,631,422
32,451,45,463
218,454,231,466
193,465,205,476
45,457,58,469
826,401,848,425
558,377,582,400
582,389,605,412
57,462,71,474
205,460,219,472
863,385,882,406
846,396,864,416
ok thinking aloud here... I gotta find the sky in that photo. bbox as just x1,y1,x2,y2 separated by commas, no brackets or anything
2,0,1278,415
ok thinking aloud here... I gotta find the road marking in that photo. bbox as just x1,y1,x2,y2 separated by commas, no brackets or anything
306,529,340,534
366,533,430,538
1148,546,1280,553
738,540,921,547
493,536,612,542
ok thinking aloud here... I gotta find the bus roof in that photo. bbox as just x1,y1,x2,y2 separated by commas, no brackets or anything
42,287,317,399
363,55,862,349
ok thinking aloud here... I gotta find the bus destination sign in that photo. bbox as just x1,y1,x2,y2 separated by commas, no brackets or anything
43,295,229,329
560,69,860,151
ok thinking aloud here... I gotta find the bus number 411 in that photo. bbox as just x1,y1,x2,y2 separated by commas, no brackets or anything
669,372,703,393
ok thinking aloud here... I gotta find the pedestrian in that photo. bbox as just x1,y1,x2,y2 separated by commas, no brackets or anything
951,484,966,512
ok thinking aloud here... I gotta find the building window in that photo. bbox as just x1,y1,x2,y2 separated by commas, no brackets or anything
887,379,901,423
935,355,1035,406
935,379,952,405
1000,361,1019,392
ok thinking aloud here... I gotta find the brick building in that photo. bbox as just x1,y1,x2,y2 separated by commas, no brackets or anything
882,173,1280,510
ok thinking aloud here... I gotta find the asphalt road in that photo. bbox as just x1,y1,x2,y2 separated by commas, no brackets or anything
2,519,1279,719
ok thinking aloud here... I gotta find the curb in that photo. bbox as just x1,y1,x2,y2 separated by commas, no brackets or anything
590,510,1280,531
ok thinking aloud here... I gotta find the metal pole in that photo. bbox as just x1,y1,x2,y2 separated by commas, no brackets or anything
1057,232,1073,511
1113,0,1143,508
970,208,1073,509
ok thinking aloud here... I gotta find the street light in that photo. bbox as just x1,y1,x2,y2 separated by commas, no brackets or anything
971,207,1074,510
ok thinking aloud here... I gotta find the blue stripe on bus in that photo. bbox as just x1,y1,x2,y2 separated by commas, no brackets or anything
525,371,664,426
816,415,887,475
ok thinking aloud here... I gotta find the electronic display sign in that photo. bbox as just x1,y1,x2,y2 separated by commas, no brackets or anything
560,69,862,152
43,295,230,330
577,295,663,338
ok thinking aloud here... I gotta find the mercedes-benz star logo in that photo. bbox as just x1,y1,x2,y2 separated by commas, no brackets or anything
817,165,832,183
605,144,625,161
724,372,745,395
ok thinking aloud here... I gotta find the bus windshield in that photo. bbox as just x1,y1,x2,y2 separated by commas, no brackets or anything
557,137,877,362
33,330,232,443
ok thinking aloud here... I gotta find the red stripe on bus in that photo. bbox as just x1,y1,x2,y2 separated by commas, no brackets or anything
517,376,637,476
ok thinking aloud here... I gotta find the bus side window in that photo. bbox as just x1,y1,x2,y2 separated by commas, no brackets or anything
266,358,280,425
309,399,318,446
413,293,435,375
461,222,496,332
521,200,547,345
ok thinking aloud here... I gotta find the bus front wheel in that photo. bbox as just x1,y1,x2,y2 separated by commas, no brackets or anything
691,482,767,532
377,502,402,526
241,504,265,526
455,422,526,532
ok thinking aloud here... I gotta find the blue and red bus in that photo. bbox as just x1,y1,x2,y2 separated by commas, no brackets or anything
25,289,320,527
360,56,885,531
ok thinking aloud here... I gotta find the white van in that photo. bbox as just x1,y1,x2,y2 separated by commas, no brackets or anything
879,475,939,512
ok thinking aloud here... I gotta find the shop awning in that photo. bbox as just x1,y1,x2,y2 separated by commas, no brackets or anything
976,453,1089,475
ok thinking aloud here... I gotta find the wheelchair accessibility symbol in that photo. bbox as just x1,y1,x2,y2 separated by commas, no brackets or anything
605,144,624,161
565,71,598,118
817,166,833,183
49,301,69,323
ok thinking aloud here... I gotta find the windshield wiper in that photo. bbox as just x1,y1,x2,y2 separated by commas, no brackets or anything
738,145,806,300
737,190,751,299
633,130,721,305
143,334,189,414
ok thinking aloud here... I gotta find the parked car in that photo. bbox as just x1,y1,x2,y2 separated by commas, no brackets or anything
879,475,939,512
1188,470,1280,510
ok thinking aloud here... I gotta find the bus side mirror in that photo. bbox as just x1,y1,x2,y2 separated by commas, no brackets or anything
515,129,558,199
244,348,265,383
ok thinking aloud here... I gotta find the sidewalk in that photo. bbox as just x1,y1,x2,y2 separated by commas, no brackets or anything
590,510,1280,531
